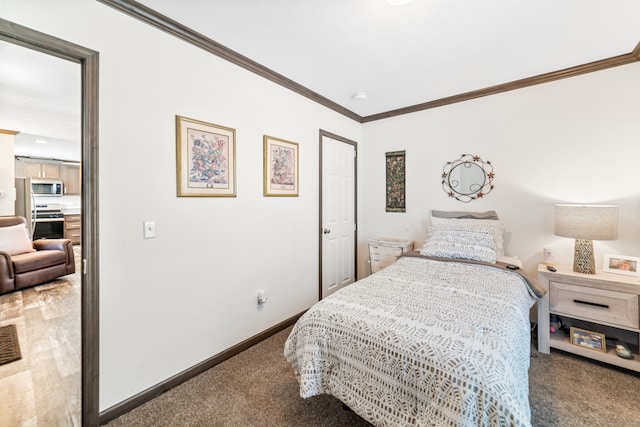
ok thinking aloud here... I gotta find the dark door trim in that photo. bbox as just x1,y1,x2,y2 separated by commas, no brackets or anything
0,19,100,427
318,129,358,301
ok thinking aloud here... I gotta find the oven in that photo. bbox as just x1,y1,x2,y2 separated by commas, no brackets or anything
32,210,65,240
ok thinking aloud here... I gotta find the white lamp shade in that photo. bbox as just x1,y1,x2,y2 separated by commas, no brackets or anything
554,204,618,241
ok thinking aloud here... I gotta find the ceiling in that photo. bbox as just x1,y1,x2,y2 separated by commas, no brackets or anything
0,41,81,161
136,0,640,117
2,0,640,160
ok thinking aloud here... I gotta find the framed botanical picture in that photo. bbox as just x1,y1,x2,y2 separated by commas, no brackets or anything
263,135,299,197
176,115,236,197
603,254,640,277
570,327,606,353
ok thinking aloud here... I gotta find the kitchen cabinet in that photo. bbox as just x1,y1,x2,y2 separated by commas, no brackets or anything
15,158,60,179
60,164,81,195
64,214,81,245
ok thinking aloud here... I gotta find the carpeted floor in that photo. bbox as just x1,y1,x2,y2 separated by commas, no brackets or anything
105,326,640,427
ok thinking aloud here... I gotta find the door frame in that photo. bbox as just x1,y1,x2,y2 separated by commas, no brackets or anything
0,19,100,427
318,129,358,301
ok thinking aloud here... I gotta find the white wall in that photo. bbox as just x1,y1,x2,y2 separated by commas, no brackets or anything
360,62,640,278
0,132,16,215
1,0,361,410
5,0,640,414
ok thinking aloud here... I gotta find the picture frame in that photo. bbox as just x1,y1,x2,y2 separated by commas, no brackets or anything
176,115,236,197
263,135,299,197
603,254,640,277
570,327,606,353
386,150,406,212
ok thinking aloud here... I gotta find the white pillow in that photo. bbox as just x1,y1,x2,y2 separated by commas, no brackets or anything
430,217,505,257
0,223,34,256
420,227,497,263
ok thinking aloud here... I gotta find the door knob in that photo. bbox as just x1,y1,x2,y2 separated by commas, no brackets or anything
323,228,331,234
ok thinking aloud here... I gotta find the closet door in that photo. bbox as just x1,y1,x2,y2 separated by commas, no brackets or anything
320,134,356,299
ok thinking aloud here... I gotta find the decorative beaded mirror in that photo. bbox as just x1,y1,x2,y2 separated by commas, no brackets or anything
441,154,494,202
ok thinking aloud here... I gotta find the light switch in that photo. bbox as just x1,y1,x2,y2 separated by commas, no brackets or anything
143,221,156,239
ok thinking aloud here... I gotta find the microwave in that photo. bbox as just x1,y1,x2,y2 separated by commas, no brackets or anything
31,179,63,197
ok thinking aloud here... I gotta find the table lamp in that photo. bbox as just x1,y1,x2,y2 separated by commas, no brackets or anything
554,204,618,274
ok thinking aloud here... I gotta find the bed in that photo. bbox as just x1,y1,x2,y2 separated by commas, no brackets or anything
284,212,545,427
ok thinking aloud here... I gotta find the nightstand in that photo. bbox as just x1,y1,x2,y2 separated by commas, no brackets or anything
368,238,414,274
537,264,640,372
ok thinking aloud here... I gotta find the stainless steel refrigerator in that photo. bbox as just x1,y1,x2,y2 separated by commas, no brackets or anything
15,177,34,235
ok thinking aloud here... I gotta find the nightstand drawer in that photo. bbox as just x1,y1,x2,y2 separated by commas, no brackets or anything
550,281,639,329
369,245,403,259
368,238,414,274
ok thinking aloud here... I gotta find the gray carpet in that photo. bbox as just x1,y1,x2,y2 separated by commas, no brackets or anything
105,326,640,427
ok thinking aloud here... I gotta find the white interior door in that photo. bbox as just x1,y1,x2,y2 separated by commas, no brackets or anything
321,134,356,299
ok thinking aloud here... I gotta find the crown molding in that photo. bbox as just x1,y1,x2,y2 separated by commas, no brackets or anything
97,0,362,122
362,44,640,122
99,0,639,124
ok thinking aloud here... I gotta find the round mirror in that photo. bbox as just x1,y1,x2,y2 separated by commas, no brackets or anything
441,154,494,202
448,162,486,195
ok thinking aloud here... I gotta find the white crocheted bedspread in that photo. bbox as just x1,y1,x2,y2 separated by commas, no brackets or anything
284,256,537,427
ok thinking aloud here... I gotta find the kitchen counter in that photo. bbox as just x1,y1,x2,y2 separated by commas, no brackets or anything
61,207,81,215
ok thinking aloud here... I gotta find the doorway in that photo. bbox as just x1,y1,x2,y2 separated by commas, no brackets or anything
0,18,100,427
319,130,357,300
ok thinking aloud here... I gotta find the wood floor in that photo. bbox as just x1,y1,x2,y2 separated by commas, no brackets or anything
0,248,81,427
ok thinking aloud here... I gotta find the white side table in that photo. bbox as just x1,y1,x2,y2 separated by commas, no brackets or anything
368,238,414,274
537,264,640,372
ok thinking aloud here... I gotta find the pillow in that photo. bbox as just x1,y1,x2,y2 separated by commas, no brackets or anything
429,216,505,257
0,224,34,255
420,227,497,263
431,210,499,220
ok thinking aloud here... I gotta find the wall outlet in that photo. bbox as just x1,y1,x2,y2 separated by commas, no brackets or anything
257,290,268,305
143,221,156,239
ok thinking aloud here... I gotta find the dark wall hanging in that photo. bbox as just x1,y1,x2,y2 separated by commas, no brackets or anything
386,150,406,212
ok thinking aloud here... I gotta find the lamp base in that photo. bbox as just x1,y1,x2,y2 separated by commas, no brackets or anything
573,239,595,274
